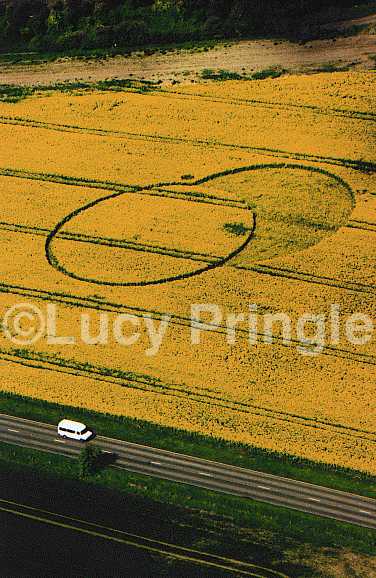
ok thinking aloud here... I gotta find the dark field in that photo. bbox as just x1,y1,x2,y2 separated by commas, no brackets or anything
2,511,235,578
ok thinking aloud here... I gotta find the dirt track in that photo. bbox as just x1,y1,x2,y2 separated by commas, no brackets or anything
0,32,375,87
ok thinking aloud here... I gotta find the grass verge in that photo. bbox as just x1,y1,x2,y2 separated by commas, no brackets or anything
0,440,375,574
1,391,376,498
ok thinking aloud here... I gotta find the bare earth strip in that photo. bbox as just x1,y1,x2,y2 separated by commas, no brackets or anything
0,35,375,87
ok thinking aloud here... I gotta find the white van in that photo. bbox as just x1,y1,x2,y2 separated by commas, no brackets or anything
57,419,93,442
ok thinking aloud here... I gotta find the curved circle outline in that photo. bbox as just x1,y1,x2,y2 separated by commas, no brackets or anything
45,191,255,288
45,162,354,287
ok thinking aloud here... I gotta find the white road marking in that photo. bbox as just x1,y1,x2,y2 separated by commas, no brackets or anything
150,461,162,466
7,428,20,433
257,485,271,491
55,439,66,444
199,472,213,477
308,497,321,502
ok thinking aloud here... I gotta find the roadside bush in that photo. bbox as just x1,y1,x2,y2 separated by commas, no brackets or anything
79,444,102,478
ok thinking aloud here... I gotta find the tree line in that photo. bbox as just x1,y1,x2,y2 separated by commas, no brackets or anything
0,0,366,52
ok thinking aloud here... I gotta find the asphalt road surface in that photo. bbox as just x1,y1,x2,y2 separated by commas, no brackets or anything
1,413,375,530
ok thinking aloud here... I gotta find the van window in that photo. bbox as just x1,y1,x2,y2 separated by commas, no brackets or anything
60,427,75,433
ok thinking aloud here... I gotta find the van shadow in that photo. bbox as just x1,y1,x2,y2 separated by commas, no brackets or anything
97,451,119,469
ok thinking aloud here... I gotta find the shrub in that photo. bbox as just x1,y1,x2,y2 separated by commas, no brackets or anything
79,444,102,478
201,68,243,81
251,67,286,80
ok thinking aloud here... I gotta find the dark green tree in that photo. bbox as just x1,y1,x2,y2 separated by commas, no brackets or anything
79,444,102,478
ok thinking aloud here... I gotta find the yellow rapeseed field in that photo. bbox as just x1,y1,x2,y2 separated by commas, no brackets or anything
172,71,376,113
0,72,375,473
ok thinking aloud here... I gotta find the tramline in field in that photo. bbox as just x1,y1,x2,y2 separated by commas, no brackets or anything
0,71,374,474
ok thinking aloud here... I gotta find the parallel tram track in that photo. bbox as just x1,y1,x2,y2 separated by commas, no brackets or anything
0,115,374,173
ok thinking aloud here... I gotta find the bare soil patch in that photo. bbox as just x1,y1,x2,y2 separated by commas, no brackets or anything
0,33,375,87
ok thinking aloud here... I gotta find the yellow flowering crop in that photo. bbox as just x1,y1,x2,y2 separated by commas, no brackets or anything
0,72,375,473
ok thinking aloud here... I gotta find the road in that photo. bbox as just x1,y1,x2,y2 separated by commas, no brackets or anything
1,413,376,530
